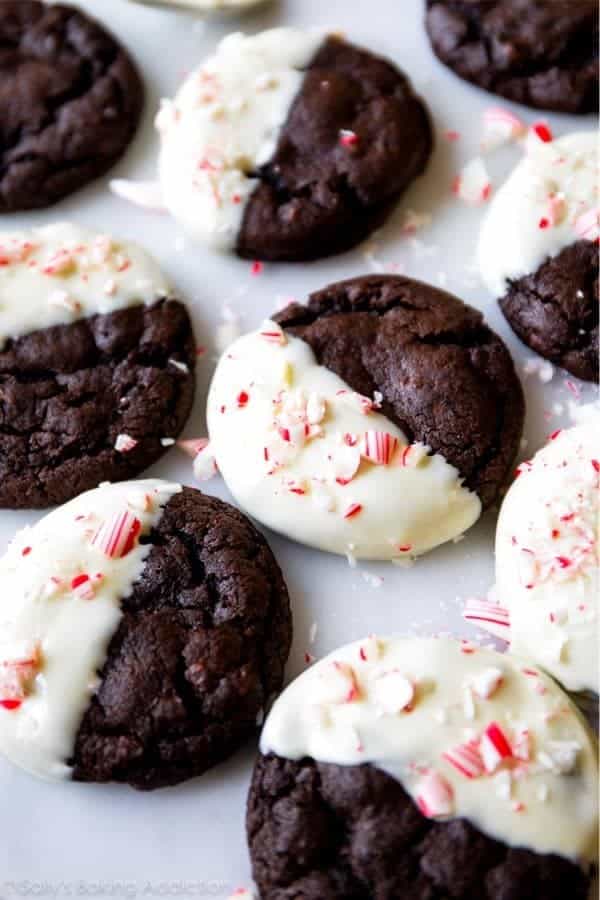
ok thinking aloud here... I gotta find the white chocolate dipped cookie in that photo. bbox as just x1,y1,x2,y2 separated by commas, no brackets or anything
205,276,525,560
154,28,432,260
0,223,196,508
478,131,598,382
249,636,598,898
0,480,292,788
494,421,599,695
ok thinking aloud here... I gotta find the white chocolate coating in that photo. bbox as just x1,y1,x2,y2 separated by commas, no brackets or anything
261,636,599,863
0,480,181,781
478,132,598,296
495,422,599,694
0,223,171,348
207,326,481,559
156,28,324,250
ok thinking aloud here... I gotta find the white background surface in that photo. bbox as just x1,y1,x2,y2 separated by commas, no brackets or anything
0,0,596,897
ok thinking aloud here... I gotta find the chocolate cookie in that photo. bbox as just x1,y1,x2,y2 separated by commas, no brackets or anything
0,1,143,211
425,0,599,114
206,275,524,561
274,276,524,508
156,28,432,261
0,481,292,790
500,241,599,382
0,224,196,508
248,637,598,899
478,131,599,382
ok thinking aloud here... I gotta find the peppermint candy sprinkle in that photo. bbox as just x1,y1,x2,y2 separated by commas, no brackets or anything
91,511,142,559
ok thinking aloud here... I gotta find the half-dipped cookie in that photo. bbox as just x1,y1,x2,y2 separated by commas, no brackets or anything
0,480,291,789
0,224,196,508
249,636,598,899
156,28,432,261
425,0,599,114
0,1,144,211
494,420,599,695
479,131,598,382
205,275,524,560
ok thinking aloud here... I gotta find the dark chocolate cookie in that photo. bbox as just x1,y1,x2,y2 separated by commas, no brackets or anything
0,0,144,211
0,299,196,508
499,240,599,383
274,275,525,508
247,754,591,899
157,30,432,262
425,0,599,114
237,37,433,261
71,488,291,790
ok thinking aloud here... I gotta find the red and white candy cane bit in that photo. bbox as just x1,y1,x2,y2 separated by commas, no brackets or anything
443,740,485,779
259,321,286,345
114,433,138,454
573,207,600,242
344,502,363,520
70,573,97,601
91,510,142,559
361,431,399,466
453,157,492,206
531,121,553,143
319,660,360,704
416,770,454,818
193,443,218,481
482,106,526,149
339,129,359,147
512,727,532,762
463,597,511,641
236,390,250,408
42,247,77,276
480,721,513,773
471,666,504,699
177,437,210,459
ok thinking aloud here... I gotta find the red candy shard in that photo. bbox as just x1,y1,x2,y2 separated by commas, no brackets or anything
443,740,485,779
361,431,399,466
91,511,142,559
344,502,363,519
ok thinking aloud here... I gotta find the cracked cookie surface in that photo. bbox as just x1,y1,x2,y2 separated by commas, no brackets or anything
275,275,525,508
425,0,599,114
499,241,599,383
236,37,433,261
72,488,292,790
0,0,143,211
247,754,591,899
0,299,195,508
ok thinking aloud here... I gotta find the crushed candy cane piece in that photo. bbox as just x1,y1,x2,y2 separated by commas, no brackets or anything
339,129,359,147
373,670,414,714
114,433,138,454
70,573,96,601
193,442,218,481
416,770,454,818
318,661,359,704
453,157,492,206
463,598,511,640
361,431,399,466
573,207,600,242
471,666,504,699
443,740,485,779
91,511,142,559
344,502,363,520
481,107,525,151
480,721,513,773
0,641,42,708
259,320,286,345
